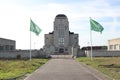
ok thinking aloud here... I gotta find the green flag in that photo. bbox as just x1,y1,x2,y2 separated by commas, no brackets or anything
30,19,41,36
90,18,104,33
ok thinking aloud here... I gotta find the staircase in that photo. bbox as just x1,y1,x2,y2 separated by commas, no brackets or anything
51,54,73,59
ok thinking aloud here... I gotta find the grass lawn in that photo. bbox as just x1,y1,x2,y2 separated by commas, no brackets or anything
0,58,48,79
76,57,120,80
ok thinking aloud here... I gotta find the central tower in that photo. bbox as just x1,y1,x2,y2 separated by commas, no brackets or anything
54,14,69,53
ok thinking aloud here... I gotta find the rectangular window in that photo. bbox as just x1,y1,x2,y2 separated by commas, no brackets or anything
55,48,58,51
0,45,2,51
5,45,9,50
59,38,64,45
65,48,68,51
10,45,14,50
114,45,116,50
109,45,113,50
119,45,120,50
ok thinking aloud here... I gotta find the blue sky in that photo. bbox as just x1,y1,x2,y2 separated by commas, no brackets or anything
0,0,120,49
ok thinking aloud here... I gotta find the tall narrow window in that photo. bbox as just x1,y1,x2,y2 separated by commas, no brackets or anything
119,45,120,50
114,45,117,50
59,38,64,45
109,45,113,50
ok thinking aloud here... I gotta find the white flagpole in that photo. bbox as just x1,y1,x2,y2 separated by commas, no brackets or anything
90,27,93,61
30,30,32,61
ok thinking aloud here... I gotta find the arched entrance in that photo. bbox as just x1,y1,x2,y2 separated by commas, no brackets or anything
59,48,64,53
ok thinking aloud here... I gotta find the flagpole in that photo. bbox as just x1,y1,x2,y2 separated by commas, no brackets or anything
30,18,41,61
90,26,93,61
30,29,32,61
89,17,104,61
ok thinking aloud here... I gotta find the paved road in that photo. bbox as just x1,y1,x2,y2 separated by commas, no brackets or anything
24,59,111,80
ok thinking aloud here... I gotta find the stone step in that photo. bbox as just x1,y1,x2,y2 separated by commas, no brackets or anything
51,55,73,59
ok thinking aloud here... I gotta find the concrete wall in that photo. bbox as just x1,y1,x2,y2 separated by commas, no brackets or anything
77,50,86,57
45,34,53,46
0,50,47,59
2,49,120,58
69,34,79,46
85,50,120,57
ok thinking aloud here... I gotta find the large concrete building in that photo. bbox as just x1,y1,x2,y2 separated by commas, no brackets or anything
108,38,120,51
0,38,16,51
43,14,80,56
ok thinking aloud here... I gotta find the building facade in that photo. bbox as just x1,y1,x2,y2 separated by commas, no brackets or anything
43,14,80,56
0,38,16,51
108,38,120,51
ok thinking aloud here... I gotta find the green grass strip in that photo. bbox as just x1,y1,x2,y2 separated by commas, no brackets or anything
76,57,120,79
0,59,48,79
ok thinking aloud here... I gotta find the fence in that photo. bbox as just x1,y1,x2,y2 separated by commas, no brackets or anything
0,50,47,59
85,50,120,57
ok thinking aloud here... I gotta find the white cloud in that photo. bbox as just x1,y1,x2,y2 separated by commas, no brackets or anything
0,0,120,49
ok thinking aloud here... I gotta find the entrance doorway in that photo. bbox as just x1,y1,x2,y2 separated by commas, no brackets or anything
59,48,64,53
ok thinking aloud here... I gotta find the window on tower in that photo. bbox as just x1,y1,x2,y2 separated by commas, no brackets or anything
59,38,64,45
